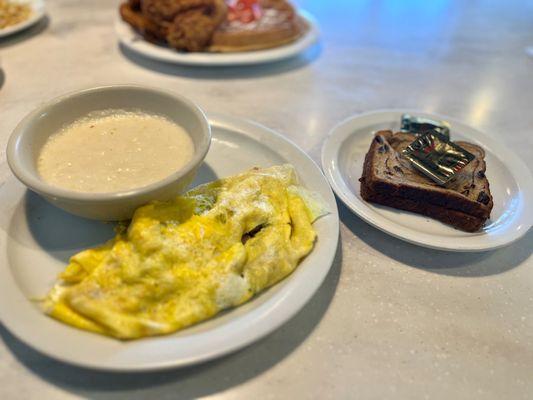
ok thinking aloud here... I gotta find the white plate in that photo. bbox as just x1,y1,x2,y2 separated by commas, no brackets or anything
0,114,339,371
321,110,533,252
115,11,319,66
0,0,45,38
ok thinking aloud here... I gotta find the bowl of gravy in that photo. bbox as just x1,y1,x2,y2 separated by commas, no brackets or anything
7,85,211,220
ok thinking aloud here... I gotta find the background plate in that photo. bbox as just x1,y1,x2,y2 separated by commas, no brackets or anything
0,0,45,38
115,11,319,66
321,109,533,251
0,114,339,371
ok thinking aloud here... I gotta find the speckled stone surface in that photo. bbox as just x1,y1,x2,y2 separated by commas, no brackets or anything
0,0,532,399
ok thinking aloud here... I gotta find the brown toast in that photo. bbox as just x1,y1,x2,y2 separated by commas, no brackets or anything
359,130,493,232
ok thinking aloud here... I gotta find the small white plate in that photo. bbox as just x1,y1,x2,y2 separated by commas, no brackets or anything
321,110,533,252
115,11,319,66
0,0,45,38
0,114,339,371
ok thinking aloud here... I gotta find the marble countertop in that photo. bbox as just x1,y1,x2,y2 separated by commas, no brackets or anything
0,0,532,399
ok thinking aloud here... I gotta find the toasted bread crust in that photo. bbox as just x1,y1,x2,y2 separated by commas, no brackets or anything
359,130,493,231
360,183,485,232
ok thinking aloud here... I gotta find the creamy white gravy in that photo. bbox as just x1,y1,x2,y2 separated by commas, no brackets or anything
37,110,195,193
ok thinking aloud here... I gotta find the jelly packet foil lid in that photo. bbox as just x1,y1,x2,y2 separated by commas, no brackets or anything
402,131,475,186
401,114,450,138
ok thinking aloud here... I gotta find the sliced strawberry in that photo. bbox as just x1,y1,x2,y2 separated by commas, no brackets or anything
227,0,263,23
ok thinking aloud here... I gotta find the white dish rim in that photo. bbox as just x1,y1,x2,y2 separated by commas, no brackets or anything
114,10,320,67
0,113,340,371
0,0,45,38
321,109,533,252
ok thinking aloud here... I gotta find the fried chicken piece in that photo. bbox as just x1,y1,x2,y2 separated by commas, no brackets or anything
141,0,214,22
120,1,168,43
167,0,227,51
128,0,141,10
141,0,227,52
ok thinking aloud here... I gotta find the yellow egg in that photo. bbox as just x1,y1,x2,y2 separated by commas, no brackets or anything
42,165,327,339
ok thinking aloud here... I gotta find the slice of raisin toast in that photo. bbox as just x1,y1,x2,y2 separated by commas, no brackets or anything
359,130,493,232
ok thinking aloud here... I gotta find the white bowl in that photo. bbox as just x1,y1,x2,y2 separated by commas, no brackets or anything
6,85,211,220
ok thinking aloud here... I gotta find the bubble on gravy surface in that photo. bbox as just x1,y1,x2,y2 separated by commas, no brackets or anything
37,110,195,193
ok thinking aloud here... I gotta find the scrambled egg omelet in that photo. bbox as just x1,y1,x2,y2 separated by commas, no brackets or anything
43,165,327,339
